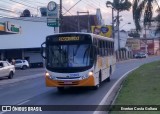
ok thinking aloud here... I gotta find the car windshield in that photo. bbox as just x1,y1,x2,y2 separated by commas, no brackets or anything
137,52,145,55
15,61,22,64
47,44,93,68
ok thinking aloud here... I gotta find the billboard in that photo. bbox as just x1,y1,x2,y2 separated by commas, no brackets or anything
126,38,140,50
91,25,112,38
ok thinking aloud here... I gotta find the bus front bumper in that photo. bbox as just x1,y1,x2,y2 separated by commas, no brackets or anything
45,76,95,87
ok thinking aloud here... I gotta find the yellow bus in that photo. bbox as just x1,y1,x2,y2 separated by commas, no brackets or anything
41,32,116,92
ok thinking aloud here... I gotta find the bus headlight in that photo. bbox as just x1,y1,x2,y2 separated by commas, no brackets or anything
45,72,55,79
45,72,50,77
88,71,93,77
81,72,93,80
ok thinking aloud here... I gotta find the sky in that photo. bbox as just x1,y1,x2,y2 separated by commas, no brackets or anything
0,0,160,31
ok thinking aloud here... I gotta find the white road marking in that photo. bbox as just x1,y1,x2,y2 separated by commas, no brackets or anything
0,111,6,114
93,66,139,114
17,100,30,105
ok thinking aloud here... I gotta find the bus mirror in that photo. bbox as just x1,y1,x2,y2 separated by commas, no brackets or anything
41,42,46,59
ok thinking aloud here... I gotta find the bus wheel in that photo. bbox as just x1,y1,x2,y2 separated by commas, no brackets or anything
107,66,112,82
92,71,101,90
57,87,65,92
92,84,99,90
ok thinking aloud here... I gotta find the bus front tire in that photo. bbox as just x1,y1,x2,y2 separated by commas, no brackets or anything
107,66,112,82
92,72,101,90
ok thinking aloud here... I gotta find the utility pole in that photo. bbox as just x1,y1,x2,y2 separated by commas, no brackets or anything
117,10,120,50
144,25,148,53
59,0,62,33
112,8,114,39
77,11,80,32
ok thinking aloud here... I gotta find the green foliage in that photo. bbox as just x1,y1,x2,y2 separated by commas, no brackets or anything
110,61,160,114
155,11,160,34
106,0,132,11
132,0,154,31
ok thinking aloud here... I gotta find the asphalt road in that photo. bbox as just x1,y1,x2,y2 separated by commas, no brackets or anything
0,56,160,114
0,68,45,80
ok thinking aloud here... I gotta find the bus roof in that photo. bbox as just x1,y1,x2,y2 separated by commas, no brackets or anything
48,32,114,42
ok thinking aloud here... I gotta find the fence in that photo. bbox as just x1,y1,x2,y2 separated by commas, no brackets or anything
115,50,134,62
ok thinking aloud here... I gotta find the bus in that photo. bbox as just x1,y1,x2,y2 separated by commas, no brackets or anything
41,32,116,91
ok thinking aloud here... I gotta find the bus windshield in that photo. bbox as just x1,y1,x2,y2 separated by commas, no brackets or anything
47,44,93,68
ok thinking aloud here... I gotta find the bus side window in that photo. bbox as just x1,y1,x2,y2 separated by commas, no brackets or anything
100,40,103,56
98,40,101,56
106,41,109,56
105,41,107,56
113,42,114,55
111,42,114,55
102,40,105,56
97,39,99,55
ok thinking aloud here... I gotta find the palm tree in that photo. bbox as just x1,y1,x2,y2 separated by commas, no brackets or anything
155,9,160,34
132,0,156,31
106,0,132,11
106,0,132,49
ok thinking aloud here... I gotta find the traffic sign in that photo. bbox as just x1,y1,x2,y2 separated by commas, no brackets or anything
47,1,59,18
47,18,59,27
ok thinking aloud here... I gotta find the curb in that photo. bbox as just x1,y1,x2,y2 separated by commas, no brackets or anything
93,66,139,114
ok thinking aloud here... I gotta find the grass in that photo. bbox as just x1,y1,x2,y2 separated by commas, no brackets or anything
109,60,160,114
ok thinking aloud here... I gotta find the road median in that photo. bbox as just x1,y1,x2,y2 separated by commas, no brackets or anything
109,60,160,114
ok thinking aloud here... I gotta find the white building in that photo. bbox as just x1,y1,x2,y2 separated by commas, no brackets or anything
114,30,129,50
0,17,54,67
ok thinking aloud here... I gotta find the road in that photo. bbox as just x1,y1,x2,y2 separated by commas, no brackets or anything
0,56,160,114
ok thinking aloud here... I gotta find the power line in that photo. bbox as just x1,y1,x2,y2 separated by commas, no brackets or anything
81,1,97,10
86,0,108,10
62,6,73,16
9,0,37,10
63,0,82,15
20,0,47,5
0,8,18,14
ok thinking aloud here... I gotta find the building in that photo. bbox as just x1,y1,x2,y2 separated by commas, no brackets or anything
114,30,129,50
126,38,160,55
0,17,54,67
61,9,103,32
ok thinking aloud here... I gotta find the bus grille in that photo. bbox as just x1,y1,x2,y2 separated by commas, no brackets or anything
58,81,79,85
56,77,80,79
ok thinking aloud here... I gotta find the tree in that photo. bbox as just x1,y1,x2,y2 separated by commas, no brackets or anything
106,0,132,12
132,0,155,31
155,9,160,34
106,0,132,49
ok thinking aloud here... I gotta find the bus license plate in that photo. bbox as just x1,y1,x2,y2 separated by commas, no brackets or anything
64,81,72,84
